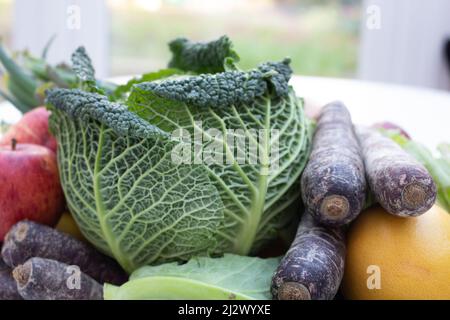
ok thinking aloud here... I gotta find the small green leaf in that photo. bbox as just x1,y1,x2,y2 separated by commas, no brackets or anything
71,46,96,83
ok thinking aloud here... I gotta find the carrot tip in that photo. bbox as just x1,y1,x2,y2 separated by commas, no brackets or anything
15,222,29,242
402,183,427,209
277,282,311,300
12,262,31,287
320,195,349,220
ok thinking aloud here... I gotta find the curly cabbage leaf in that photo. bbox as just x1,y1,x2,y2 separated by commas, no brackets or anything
136,59,292,108
104,254,279,300
47,36,311,272
71,46,106,94
71,47,95,83
168,35,239,74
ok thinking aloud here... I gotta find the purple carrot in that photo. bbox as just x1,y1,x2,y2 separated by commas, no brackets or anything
0,257,22,300
2,220,127,284
357,126,436,217
271,212,346,300
301,101,367,226
13,257,103,300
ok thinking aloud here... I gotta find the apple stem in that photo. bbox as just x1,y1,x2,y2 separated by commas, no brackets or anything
11,138,17,151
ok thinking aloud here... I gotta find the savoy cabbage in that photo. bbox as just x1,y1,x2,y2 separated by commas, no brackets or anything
46,36,311,273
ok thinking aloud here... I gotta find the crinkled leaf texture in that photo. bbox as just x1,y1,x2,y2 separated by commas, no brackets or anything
71,47,95,83
137,59,292,108
104,254,279,300
71,46,105,94
128,82,311,256
48,89,224,273
168,35,239,74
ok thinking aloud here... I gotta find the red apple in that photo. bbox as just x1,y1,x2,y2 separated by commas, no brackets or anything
0,107,57,152
0,140,64,241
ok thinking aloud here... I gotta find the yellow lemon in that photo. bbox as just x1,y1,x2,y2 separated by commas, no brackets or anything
342,205,450,300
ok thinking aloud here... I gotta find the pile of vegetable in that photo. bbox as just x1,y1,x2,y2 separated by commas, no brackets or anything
0,35,449,301
272,102,440,300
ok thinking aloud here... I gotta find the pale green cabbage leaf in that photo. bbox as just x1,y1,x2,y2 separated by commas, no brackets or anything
104,254,279,300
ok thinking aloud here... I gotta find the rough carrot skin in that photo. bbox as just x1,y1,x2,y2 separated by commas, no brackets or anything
301,101,367,226
357,127,437,217
2,220,127,285
13,257,103,300
271,213,346,300
0,257,22,300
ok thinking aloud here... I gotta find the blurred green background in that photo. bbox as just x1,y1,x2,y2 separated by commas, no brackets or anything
0,0,362,77
109,0,361,77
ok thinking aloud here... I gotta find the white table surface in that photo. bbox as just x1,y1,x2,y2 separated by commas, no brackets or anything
291,76,450,150
1,76,449,149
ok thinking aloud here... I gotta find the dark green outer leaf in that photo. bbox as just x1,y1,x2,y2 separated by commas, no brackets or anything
168,35,239,74
135,59,292,109
46,88,167,139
